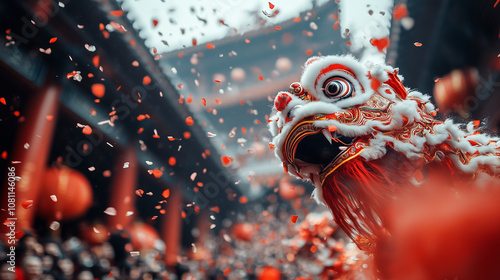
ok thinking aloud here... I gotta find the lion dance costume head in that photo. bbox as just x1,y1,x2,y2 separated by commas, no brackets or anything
269,55,500,252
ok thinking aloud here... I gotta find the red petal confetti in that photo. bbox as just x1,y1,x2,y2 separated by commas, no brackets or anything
473,120,480,127
153,19,159,27
221,156,233,166
275,26,282,30
258,75,264,81
162,189,170,198
16,231,25,239
239,196,248,204
494,0,499,8
135,189,144,197
1,151,7,159
393,3,409,21
22,200,34,209
192,38,197,46
414,42,423,47
82,126,92,135
215,99,222,104
294,17,301,22
305,49,313,55
143,76,151,85
49,37,57,43
0,97,5,105
291,215,298,223
224,268,231,276
370,37,390,52
109,10,124,16
206,43,215,49
152,169,163,178
91,84,105,98
186,93,193,103
93,55,99,67
269,2,275,9
201,98,207,106
269,143,275,150
132,60,139,67
242,127,247,134
168,157,176,166
245,39,250,43
183,131,191,139
186,116,194,126
413,169,424,182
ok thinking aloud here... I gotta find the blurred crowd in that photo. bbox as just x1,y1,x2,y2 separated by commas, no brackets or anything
0,231,177,280
0,195,370,280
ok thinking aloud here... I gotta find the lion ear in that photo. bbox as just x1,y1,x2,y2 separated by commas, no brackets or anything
305,56,320,67
385,71,408,100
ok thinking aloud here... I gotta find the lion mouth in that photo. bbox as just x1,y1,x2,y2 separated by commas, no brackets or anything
283,119,355,169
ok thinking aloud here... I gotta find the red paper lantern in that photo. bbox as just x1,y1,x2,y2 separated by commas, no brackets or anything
128,223,160,251
376,188,500,279
38,167,93,220
82,223,109,245
433,68,478,114
232,223,254,242
258,266,281,280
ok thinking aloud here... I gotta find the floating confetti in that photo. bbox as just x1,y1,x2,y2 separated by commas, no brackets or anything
0,97,5,105
143,75,151,85
393,3,409,20
50,195,57,202
82,126,92,135
221,156,233,166
109,10,124,16
104,207,117,216
152,169,163,178
85,44,96,52
185,116,194,126
22,200,33,209
291,215,298,223
168,157,176,166
49,221,60,231
414,42,422,47
206,43,215,49
49,37,57,43
91,84,105,98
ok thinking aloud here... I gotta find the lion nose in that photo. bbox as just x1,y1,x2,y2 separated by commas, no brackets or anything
274,92,292,112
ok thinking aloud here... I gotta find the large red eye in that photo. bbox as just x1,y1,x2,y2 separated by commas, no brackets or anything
323,77,353,99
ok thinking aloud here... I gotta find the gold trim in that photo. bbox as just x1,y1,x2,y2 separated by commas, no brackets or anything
320,150,364,185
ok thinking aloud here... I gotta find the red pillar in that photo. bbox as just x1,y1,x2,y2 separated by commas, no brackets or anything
107,144,138,231
162,187,182,267
2,83,61,231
